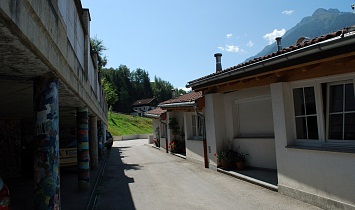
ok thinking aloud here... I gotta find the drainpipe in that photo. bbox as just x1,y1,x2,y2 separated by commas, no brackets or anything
194,104,209,168
160,118,168,153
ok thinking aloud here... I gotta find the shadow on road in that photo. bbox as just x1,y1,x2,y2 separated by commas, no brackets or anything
96,146,140,210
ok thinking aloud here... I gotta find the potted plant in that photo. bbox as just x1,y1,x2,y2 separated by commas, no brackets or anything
236,152,249,170
168,117,180,140
215,149,233,169
169,117,184,153
168,140,177,153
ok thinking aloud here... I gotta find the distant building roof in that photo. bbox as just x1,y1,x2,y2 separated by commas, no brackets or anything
144,107,167,118
159,91,202,105
132,98,157,107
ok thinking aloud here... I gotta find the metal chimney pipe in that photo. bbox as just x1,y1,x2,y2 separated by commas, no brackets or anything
275,37,282,51
214,53,222,73
171,89,176,99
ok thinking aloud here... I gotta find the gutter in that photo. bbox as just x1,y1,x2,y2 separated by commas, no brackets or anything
187,33,355,88
144,113,160,119
158,101,196,108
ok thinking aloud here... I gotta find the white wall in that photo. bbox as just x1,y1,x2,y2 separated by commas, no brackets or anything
232,138,276,169
205,93,226,168
205,86,277,169
160,138,167,150
186,140,204,164
271,82,355,208
152,119,160,139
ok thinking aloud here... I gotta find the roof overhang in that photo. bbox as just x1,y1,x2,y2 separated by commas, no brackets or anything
158,101,195,108
144,113,160,119
187,32,355,92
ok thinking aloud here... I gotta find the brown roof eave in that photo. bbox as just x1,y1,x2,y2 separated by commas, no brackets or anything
187,34,355,90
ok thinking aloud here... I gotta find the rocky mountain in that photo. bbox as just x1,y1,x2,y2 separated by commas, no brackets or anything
245,8,355,61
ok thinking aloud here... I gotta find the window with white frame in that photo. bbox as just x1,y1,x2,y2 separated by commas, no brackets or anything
292,87,319,140
192,114,203,139
327,81,355,140
291,78,355,145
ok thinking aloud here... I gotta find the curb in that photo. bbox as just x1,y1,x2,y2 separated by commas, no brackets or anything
217,168,278,192
86,149,110,210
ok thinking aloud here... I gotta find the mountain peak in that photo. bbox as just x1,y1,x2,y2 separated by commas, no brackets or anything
312,8,340,16
244,8,355,62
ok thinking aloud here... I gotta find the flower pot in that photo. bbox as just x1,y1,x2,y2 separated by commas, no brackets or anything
221,159,232,169
236,161,246,170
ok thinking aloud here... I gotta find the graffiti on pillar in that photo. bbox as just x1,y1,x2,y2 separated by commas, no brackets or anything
34,78,60,210
77,107,90,190
98,120,103,158
89,116,98,169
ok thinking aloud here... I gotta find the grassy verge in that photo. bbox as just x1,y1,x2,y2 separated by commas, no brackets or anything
107,112,153,136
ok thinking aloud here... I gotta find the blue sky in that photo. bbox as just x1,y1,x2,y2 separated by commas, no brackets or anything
82,1,352,90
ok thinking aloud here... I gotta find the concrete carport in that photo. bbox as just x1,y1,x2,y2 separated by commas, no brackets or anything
0,1,108,209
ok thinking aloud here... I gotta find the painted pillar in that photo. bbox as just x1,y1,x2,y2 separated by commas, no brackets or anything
97,120,103,158
33,74,60,210
77,107,90,190
89,116,98,169
103,123,107,148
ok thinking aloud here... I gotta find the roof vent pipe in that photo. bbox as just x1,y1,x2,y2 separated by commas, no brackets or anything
275,37,282,51
171,88,176,99
214,53,222,73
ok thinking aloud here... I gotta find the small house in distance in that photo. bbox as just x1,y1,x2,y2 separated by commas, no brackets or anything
132,98,158,117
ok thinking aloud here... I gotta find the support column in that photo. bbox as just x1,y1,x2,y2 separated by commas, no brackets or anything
77,107,90,190
33,74,60,210
98,120,104,158
90,116,98,169
103,124,107,148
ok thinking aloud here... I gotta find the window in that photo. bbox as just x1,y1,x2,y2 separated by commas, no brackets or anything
327,82,355,140
292,79,355,145
192,115,203,139
293,87,319,140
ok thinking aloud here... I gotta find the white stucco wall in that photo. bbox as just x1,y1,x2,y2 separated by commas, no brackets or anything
186,140,204,164
152,119,160,139
160,138,167,150
205,93,226,168
271,82,355,208
232,138,276,169
205,86,277,170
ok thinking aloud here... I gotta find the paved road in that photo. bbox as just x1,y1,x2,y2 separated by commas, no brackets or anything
95,139,320,210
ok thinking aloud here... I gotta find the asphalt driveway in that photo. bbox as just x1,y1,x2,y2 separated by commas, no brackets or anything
95,139,320,210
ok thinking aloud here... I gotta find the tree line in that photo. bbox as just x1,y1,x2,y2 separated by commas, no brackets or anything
92,37,187,114
103,66,185,113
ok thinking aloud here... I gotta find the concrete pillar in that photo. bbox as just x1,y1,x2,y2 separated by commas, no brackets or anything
33,75,60,209
205,93,226,170
77,107,90,190
98,120,104,158
103,124,107,147
89,116,98,169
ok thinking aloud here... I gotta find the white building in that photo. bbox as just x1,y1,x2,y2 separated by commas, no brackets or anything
187,27,355,209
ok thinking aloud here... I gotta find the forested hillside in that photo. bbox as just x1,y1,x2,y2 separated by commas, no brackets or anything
102,65,186,113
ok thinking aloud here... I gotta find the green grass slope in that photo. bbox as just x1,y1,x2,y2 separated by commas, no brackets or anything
108,112,153,136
